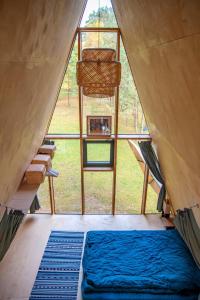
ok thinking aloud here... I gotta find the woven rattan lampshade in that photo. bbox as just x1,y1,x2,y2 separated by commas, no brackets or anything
83,86,115,98
77,48,121,98
82,48,116,62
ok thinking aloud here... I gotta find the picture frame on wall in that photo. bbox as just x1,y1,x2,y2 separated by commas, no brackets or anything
87,116,112,137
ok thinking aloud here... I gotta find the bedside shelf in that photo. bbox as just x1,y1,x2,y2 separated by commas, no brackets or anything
7,181,40,212
83,167,113,172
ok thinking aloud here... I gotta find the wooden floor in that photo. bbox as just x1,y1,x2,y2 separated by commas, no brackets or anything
0,214,164,300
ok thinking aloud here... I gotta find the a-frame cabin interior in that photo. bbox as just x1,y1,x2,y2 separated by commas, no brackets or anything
0,1,200,299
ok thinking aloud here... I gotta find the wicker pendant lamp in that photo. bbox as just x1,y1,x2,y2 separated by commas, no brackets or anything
77,48,121,98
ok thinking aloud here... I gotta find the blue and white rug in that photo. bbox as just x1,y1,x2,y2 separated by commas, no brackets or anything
30,231,84,300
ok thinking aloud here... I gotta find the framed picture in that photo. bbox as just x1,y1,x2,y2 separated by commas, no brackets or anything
87,116,112,137
83,139,114,168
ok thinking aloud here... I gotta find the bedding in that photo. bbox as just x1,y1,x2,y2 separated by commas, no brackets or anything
82,230,200,299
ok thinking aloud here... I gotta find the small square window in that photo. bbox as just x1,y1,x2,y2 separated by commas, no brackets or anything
83,139,114,168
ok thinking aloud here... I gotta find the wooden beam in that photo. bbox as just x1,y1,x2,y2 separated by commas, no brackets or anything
141,164,149,214
117,134,151,140
78,30,85,215
83,167,113,172
48,176,55,214
112,88,119,215
77,27,120,33
45,134,80,140
112,29,121,216
117,28,120,61
45,134,151,140
80,139,85,215
51,177,56,214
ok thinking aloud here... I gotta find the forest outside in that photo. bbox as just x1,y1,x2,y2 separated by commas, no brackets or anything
37,5,158,214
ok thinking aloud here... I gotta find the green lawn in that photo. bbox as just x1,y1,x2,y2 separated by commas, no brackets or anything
38,97,158,214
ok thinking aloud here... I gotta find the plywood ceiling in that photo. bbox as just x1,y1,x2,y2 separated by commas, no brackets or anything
0,0,86,206
1,0,200,226
112,0,200,224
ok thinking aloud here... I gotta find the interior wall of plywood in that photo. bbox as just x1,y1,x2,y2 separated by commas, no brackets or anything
112,0,200,224
0,0,86,205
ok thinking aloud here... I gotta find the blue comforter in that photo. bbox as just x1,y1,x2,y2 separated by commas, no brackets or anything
82,230,200,296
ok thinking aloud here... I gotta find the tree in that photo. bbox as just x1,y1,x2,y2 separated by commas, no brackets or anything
85,7,117,27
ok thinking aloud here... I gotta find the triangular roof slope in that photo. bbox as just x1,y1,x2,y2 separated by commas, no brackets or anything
112,0,200,225
0,0,87,205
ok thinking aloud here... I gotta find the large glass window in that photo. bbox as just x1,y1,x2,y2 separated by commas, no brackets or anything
48,37,79,134
146,181,160,213
118,39,148,134
53,140,81,213
116,141,144,214
40,2,157,216
81,0,117,28
37,178,51,213
84,172,112,214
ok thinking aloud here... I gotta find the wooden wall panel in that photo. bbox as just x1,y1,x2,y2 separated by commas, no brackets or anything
0,0,86,206
112,0,200,224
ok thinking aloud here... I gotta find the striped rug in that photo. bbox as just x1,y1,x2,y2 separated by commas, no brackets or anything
30,231,84,300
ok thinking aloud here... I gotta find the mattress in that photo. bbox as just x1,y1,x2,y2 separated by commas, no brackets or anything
82,230,200,299
82,290,199,300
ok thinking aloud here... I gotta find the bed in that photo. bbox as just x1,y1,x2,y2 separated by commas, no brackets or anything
82,230,200,300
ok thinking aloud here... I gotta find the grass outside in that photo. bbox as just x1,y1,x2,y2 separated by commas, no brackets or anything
38,97,158,214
